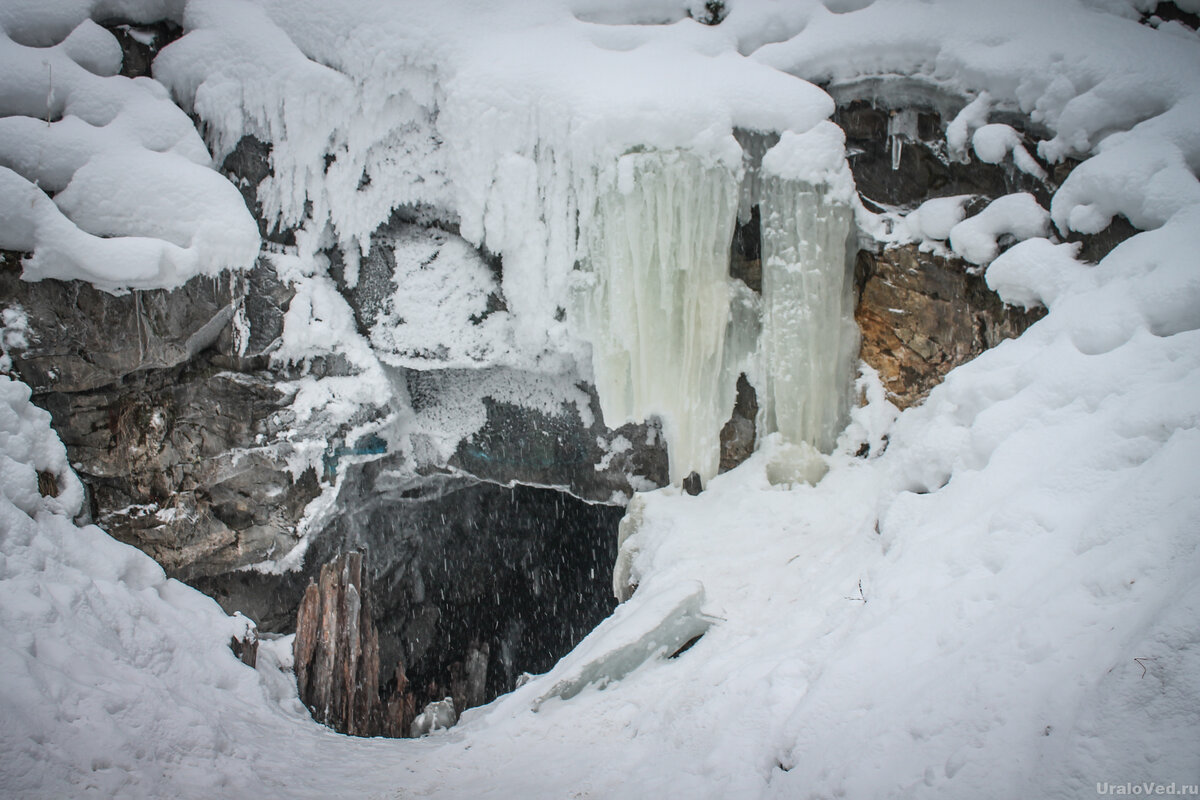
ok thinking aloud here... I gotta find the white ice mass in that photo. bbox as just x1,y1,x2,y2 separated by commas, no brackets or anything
2,0,1200,797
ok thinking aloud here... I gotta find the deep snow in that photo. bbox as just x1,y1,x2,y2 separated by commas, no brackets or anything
1,0,1199,797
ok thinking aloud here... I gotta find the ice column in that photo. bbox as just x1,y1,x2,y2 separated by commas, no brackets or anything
758,126,860,454
575,151,741,485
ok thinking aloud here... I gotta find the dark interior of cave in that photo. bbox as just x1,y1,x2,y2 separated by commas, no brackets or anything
196,474,622,729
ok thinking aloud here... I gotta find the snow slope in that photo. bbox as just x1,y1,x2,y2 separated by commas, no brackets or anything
2,0,1200,797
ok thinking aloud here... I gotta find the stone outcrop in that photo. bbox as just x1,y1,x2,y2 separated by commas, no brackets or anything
443,391,668,502
2,254,321,579
718,374,758,473
294,551,424,738
2,251,242,394
38,356,321,578
855,244,1045,409
832,94,1053,410
230,625,258,668
294,551,383,737
307,478,621,727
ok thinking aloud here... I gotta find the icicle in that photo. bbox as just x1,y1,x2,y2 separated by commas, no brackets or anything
576,127,857,486
734,129,777,225
887,109,919,171
758,125,860,458
574,150,742,485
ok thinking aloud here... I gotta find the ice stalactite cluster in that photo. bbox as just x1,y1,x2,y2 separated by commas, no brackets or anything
575,125,860,486
574,151,741,485
758,175,858,457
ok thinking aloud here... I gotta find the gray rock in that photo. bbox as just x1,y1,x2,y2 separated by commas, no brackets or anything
36,353,320,579
3,257,237,394
4,253,314,579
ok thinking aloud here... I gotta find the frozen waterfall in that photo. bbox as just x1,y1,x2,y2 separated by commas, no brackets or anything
759,175,859,455
575,151,742,485
575,130,859,486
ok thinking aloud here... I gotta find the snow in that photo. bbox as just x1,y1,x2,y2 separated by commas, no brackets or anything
0,10,260,291
948,192,1051,266
986,238,1092,310
900,194,972,243
972,122,1047,180
2,0,1200,798
0,305,31,375
946,92,992,160
0,373,417,798
368,225,517,370
756,0,1200,236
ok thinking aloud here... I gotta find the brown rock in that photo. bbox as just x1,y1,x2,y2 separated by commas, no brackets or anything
293,551,382,737
230,626,258,668
718,374,758,473
855,244,1045,409
383,662,418,738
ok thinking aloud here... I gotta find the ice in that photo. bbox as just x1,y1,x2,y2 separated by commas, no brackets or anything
154,0,449,270
411,698,457,738
532,580,714,709
887,108,919,171
574,150,742,485
758,124,860,456
573,125,860,485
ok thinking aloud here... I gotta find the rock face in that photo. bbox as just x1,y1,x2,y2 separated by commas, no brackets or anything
306,476,621,723
198,474,622,734
2,254,319,580
855,244,1045,409
833,94,1051,409
328,212,670,503
443,389,668,502
2,252,240,394
833,95,1052,209
294,551,388,737
718,375,758,473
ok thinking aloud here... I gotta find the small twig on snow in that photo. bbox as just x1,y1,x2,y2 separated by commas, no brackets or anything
844,579,866,603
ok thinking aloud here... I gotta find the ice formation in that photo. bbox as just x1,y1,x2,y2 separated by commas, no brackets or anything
574,151,742,485
758,125,860,458
574,124,861,485
533,580,713,709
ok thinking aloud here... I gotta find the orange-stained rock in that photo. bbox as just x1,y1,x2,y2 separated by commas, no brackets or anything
855,244,1044,410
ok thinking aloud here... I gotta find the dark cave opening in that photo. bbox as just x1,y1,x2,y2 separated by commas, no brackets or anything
197,474,623,734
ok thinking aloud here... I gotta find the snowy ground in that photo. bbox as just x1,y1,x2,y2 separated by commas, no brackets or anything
2,0,1200,797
